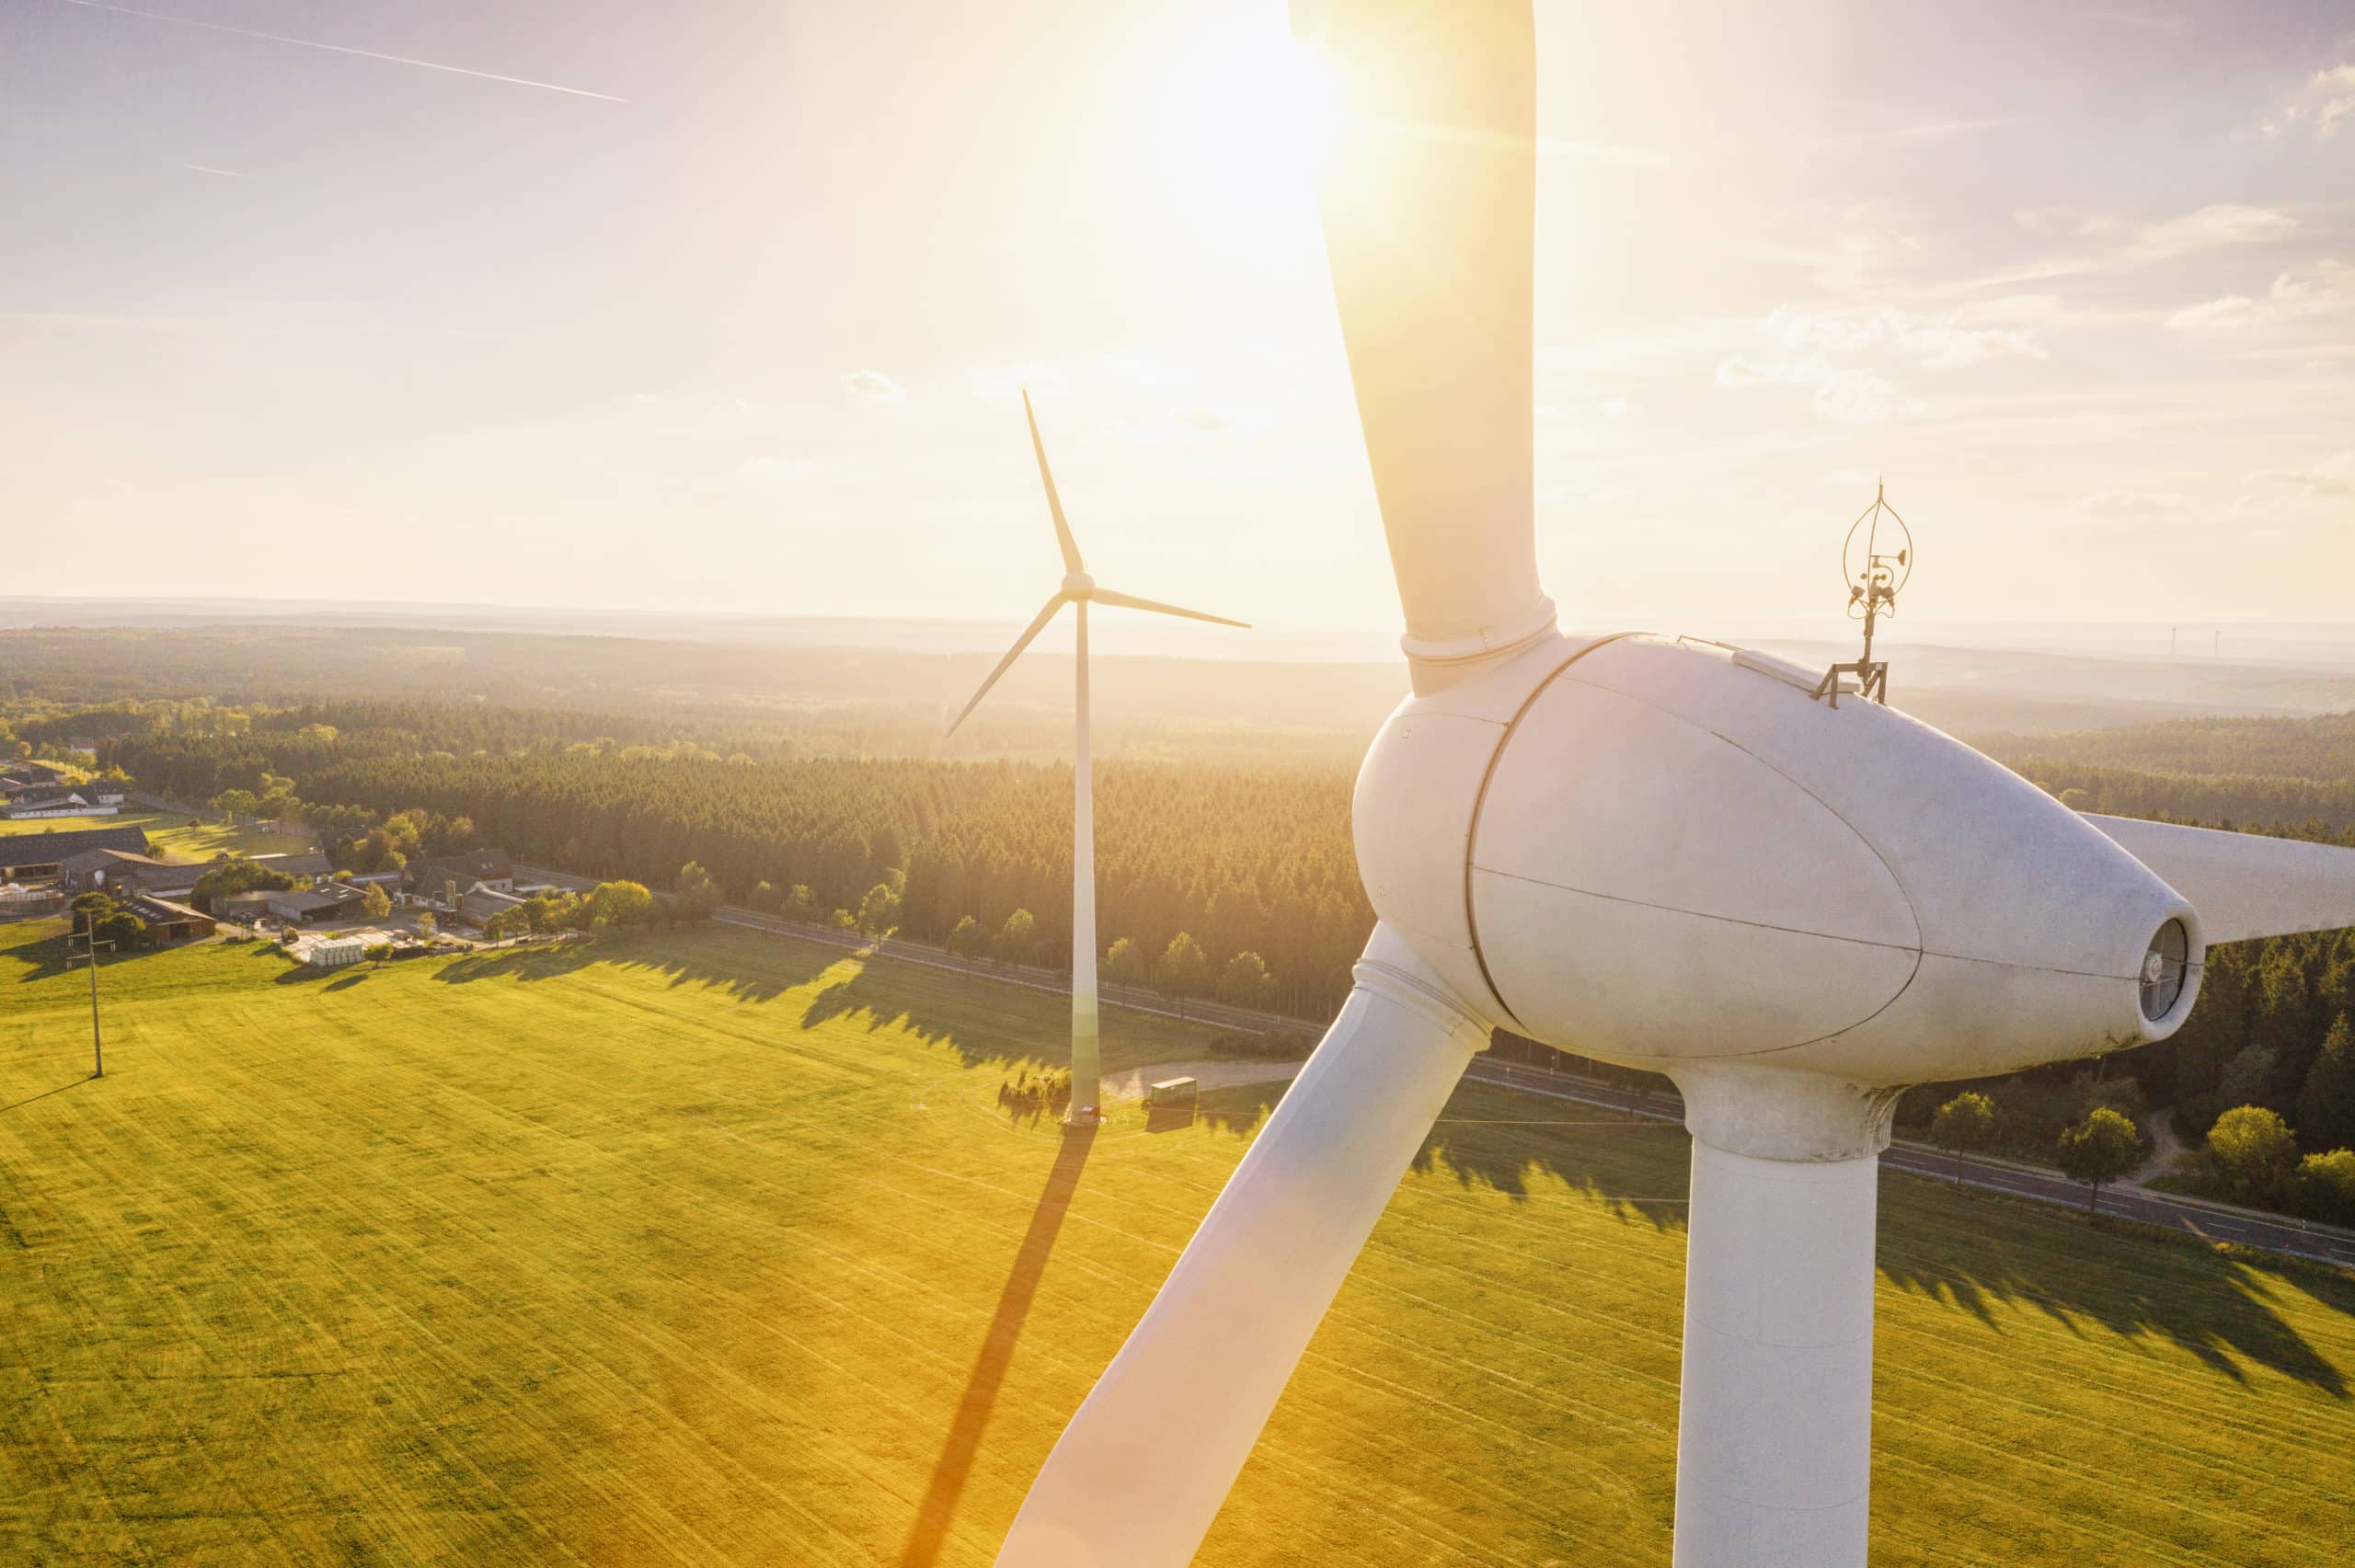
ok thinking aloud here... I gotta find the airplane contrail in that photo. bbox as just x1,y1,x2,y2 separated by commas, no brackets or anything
182,164,253,178
57,0,626,103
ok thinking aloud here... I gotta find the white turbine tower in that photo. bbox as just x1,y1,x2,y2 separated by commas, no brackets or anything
993,4,2355,1565
947,391,1247,1126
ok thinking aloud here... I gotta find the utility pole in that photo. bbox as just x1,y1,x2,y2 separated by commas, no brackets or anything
63,927,114,1078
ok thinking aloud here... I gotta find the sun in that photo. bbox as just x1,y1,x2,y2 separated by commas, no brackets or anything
1144,24,1342,225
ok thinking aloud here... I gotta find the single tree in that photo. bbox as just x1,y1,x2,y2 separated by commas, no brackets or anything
2295,1013,2355,1156
587,879,654,928
784,885,817,921
96,909,146,950
359,884,393,921
1158,932,1211,1013
1104,936,1149,990
947,914,986,960
1930,1091,1997,1185
2056,1107,2142,1217
2294,1148,2355,1228
210,787,259,818
856,881,901,944
674,860,721,922
365,943,394,969
2208,1104,2298,1202
69,891,117,935
1218,950,1277,1009
992,908,1037,967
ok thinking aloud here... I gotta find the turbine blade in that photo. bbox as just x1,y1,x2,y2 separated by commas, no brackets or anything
2084,814,2355,944
943,594,1066,737
996,924,1488,1568
1088,587,1249,628
1300,0,1555,665
1024,389,1084,575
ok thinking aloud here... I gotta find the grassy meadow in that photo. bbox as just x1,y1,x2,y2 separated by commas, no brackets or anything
0,807,315,862
2,917,2351,1565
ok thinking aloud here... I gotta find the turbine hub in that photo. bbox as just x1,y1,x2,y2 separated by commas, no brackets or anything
1063,571,1095,599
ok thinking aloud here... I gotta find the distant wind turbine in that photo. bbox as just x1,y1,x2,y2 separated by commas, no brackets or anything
946,392,1247,1124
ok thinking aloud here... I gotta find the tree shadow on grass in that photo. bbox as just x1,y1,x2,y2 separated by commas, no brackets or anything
1876,1185,2354,1396
1176,1074,2353,1396
797,945,1184,1079
430,928,842,1005
897,1125,1097,1568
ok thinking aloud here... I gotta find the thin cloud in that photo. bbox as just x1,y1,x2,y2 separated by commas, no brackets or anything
840,370,908,404
2168,260,2353,331
56,0,625,103
2253,451,2355,499
2264,63,2355,139
1951,203,2298,292
1761,305,2050,369
2122,203,2297,265
1714,356,1921,425
181,163,252,179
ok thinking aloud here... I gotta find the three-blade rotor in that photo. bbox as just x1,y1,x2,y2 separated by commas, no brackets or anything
944,394,1247,738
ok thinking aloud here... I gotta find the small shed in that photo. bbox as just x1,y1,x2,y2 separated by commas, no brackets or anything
1144,1076,1198,1113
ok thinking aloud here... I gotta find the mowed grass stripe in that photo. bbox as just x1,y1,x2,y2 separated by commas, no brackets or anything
5,920,2352,1565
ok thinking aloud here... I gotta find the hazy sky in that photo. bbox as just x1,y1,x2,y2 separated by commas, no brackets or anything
3,0,2350,645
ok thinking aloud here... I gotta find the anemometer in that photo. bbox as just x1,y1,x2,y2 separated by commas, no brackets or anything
1812,482,1913,708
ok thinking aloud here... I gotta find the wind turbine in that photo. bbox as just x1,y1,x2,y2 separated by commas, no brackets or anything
947,391,1247,1126
993,4,2355,1565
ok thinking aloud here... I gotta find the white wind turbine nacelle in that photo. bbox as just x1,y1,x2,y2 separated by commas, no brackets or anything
992,4,2355,1566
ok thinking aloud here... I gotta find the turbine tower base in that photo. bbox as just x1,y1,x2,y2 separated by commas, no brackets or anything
1668,1066,1897,1568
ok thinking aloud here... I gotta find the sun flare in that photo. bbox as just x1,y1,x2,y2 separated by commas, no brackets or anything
1146,27,1341,223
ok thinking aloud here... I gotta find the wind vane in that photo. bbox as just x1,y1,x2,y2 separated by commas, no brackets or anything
1813,480,1912,707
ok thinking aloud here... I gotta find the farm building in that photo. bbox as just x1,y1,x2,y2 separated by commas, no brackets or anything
58,849,204,900
409,849,516,897
459,885,526,928
3,788,123,820
123,894,216,945
0,762,65,794
266,886,369,925
0,824,152,882
214,890,278,924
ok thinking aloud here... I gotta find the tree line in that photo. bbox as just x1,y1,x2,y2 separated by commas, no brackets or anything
101,705,1374,1019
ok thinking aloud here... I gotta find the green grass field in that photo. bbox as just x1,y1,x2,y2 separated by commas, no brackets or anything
0,807,315,862
3,918,2351,1566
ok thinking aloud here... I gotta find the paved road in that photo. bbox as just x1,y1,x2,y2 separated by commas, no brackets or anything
1466,1060,2355,1268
